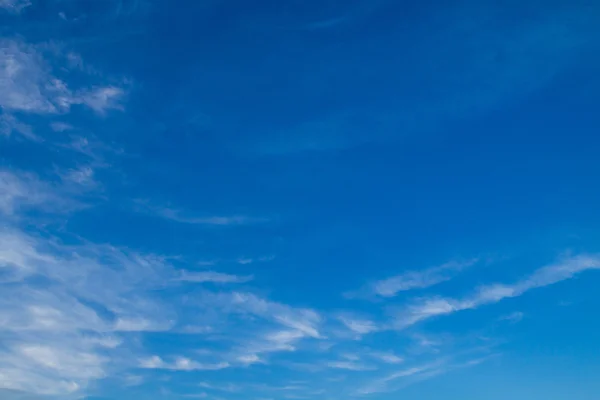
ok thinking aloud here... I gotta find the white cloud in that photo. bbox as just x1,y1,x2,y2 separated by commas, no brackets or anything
179,271,253,284
0,230,56,280
0,227,177,395
0,114,39,141
198,382,240,392
338,316,378,335
358,355,496,395
139,356,229,371
394,254,600,328
262,329,305,351
134,200,267,226
0,170,61,216
0,39,125,115
499,311,524,323
362,259,478,299
211,292,322,339
0,168,103,218
122,374,144,387
356,360,446,395
57,165,97,187
237,354,261,365
183,393,208,398
340,353,360,361
0,0,31,13
49,121,73,132
0,335,110,396
113,317,173,332
0,221,330,396
369,352,403,364
231,329,307,365
17,344,106,381
0,39,68,114
78,86,124,114
207,294,323,364
326,361,375,371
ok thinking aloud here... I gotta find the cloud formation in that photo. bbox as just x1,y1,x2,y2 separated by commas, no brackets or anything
327,361,376,371
179,271,253,284
0,226,175,394
0,39,125,116
134,200,267,226
372,259,477,298
0,0,30,13
346,259,478,300
139,356,229,371
0,169,80,217
394,255,600,328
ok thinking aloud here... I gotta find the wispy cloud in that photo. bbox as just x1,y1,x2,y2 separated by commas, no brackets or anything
0,39,126,115
0,0,31,13
0,220,325,395
198,382,240,393
338,315,379,336
194,293,323,366
237,255,275,265
394,254,600,328
0,226,176,394
139,356,229,371
0,114,39,141
227,329,304,367
0,342,107,396
113,317,173,332
368,352,404,364
499,311,524,324
356,355,498,396
349,259,478,299
179,271,253,284
134,200,267,226
197,291,322,339
57,165,97,188
78,86,124,114
326,361,376,371
0,167,103,219
0,169,78,216
49,121,73,132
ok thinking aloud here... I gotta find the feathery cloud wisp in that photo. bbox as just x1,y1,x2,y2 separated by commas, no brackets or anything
179,271,253,284
327,361,376,371
394,255,600,328
372,259,477,298
140,356,229,371
134,200,267,226
0,0,31,13
338,316,379,336
0,39,126,116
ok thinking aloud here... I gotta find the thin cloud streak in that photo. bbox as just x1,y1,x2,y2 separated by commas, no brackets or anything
346,259,478,299
0,0,31,13
179,271,253,284
139,356,229,371
394,254,600,328
327,361,376,371
357,354,494,395
134,200,267,226
338,315,379,336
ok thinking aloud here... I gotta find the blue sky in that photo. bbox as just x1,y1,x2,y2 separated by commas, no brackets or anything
1,0,600,399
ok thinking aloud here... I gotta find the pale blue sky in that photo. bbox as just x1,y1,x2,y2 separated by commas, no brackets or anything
1,1,600,399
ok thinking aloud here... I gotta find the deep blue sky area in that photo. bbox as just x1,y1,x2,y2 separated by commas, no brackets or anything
1,1,600,399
